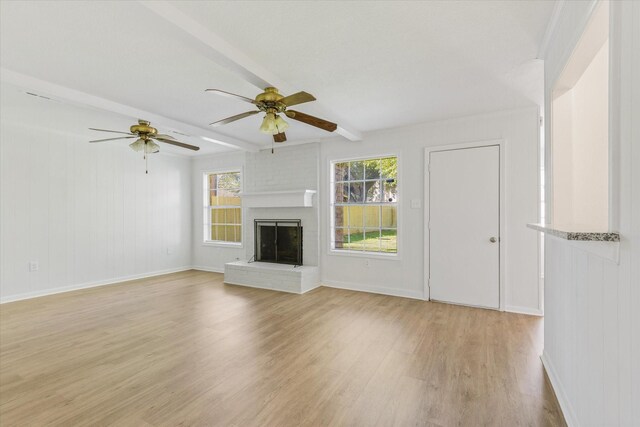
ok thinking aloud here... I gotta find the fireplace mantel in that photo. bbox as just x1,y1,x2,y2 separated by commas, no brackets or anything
240,189,316,208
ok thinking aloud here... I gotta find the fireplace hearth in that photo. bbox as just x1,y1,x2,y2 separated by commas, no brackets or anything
254,219,303,265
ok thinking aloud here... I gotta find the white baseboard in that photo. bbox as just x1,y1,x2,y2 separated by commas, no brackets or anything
1,267,539,316
223,280,303,294
322,280,425,300
191,265,225,274
0,266,193,304
301,281,322,294
505,305,544,316
541,351,577,427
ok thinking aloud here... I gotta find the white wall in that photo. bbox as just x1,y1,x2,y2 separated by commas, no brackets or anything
552,90,574,225
0,124,192,303
542,1,640,425
319,107,541,312
572,40,609,228
191,143,320,271
188,108,541,313
191,151,246,272
551,38,609,229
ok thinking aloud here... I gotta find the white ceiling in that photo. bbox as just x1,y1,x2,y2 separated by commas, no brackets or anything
0,1,554,155
0,83,210,156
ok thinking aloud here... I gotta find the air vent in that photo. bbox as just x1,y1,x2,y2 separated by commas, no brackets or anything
25,91,52,101
171,130,190,137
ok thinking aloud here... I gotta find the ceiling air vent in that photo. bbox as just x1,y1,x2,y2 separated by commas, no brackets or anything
25,91,53,101
171,130,190,137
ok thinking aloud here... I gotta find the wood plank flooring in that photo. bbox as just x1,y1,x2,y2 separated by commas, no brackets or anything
0,270,564,426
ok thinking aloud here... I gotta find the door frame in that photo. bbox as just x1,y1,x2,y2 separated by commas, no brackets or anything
424,139,506,310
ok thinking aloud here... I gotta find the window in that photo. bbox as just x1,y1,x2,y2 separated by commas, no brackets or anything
330,156,398,254
204,171,241,244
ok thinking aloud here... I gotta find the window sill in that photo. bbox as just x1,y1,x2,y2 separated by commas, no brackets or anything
202,241,243,249
327,249,400,260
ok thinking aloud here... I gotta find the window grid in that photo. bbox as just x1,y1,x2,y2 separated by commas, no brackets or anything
331,157,398,254
204,171,242,244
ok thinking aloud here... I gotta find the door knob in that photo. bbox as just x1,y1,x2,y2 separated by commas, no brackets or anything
489,237,497,243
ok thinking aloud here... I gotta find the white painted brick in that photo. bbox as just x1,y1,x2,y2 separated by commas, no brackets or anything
224,261,319,294
243,144,320,266
196,143,320,269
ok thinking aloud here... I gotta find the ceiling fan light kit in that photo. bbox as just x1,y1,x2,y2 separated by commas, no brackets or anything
259,111,289,135
129,138,145,152
273,114,289,133
259,112,276,134
128,138,159,154
143,140,161,154
146,141,160,153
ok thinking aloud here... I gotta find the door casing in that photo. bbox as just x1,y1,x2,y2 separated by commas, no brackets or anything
424,140,506,310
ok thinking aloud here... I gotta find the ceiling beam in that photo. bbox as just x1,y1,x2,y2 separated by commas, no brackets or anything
0,68,261,152
537,0,566,60
139,1,363,142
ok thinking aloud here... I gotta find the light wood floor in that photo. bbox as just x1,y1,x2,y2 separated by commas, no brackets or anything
0,270,564,426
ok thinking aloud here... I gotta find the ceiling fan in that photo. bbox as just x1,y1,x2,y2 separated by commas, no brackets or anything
89,120,199,173
206,87,338,143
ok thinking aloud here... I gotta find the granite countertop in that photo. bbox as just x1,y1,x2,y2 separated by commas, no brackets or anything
527,223,620,242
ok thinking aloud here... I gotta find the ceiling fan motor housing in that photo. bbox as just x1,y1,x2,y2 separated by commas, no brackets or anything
255,87,287,113
255,87,282,103
130,120,157,137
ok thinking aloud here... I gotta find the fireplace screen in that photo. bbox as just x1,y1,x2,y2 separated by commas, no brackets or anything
254,220,303,265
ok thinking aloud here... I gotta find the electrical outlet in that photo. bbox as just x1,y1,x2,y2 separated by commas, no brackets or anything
29,261,39,272
365,259,370,268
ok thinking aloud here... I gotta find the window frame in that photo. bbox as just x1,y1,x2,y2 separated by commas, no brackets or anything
202,169,243,247
328,153,401,259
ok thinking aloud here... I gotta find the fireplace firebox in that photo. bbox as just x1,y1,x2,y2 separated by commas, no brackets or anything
254,220,303,265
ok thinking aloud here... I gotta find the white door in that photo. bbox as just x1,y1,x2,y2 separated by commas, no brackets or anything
429,145,500,309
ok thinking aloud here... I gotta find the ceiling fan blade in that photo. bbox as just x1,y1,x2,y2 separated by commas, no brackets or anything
88,128,134,136
89,136,136,143
279,91,316,107
154,137,200,151
154,134,176,140
210,110,259,127
284,110,337,132
205,89,257,105
273,132,287,143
